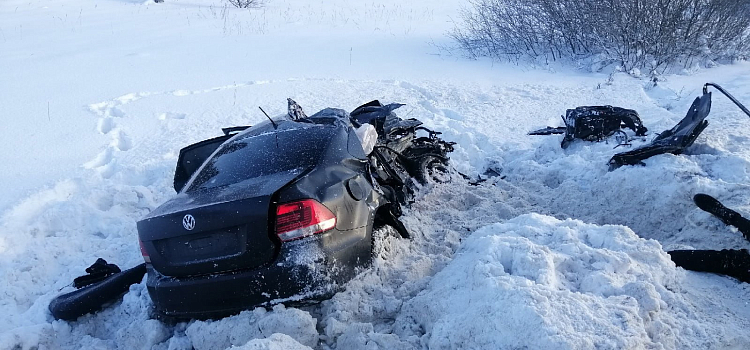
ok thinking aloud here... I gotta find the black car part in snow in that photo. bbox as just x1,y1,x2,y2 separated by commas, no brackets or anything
529,106,648,148
668,193,750,284
693,193,750,241
668,249,750,283
135,99,452,320
609,83,750,170
49,261,146,321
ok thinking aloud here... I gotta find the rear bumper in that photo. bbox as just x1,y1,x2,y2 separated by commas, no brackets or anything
146,228,370,319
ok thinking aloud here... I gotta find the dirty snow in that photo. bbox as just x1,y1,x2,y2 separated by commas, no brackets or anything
2,0,750,349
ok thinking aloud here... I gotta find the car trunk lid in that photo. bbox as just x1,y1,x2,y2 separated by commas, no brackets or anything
137,169,302,277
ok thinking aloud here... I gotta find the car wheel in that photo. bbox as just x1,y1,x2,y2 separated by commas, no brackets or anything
416,155,451,184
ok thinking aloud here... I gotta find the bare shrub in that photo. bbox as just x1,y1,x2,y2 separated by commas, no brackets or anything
453,0,750,74
227,0,263,9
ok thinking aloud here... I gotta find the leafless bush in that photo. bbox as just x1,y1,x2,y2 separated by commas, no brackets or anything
226,0,263,9
453,0,750,74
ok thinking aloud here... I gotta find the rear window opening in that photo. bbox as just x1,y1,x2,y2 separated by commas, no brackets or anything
186,126,335,192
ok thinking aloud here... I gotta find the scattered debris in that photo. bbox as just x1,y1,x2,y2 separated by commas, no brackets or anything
529,106,647,148
609,83,750,170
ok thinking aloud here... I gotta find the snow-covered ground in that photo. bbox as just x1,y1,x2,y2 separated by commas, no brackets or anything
2,0,750,349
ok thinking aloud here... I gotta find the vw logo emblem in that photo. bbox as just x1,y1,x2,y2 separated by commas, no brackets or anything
182,214,196,231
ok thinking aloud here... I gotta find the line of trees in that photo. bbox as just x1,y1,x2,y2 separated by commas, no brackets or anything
227,0,263,9
453,0,750,74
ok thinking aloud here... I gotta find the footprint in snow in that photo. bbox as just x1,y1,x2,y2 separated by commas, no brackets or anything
112,130,132,151
172,90,193,97
84,146,115,169
97,117,114,134
106,106,126,118
115,93,141,104
397,81,436,100
504,86,538,100
83,146,120,178
419,100,440,115
158,112,186,120
440,108,465,121
96,160,118,179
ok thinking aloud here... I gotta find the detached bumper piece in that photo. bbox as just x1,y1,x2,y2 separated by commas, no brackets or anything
694,193,750,241
49,262,146,321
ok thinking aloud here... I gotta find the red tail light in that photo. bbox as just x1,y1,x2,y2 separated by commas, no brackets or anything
139,239,151,263
275,199,336,242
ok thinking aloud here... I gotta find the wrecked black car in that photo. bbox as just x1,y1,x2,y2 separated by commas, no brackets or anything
134,100,453,319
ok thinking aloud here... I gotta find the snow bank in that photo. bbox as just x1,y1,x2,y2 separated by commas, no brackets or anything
185,306,318,350
227,333,312,350
394,214,687,349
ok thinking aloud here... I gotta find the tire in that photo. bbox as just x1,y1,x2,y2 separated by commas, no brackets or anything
414,155,451,184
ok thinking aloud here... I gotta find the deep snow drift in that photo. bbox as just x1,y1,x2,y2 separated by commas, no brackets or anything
2,0,750,349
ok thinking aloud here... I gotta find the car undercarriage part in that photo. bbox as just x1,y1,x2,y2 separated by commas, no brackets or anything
529,106,648,148
608,83,750,171
694,193,750,241
668,193,750,284
668,249,750,283
352,100,455,188
374,203,410,239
